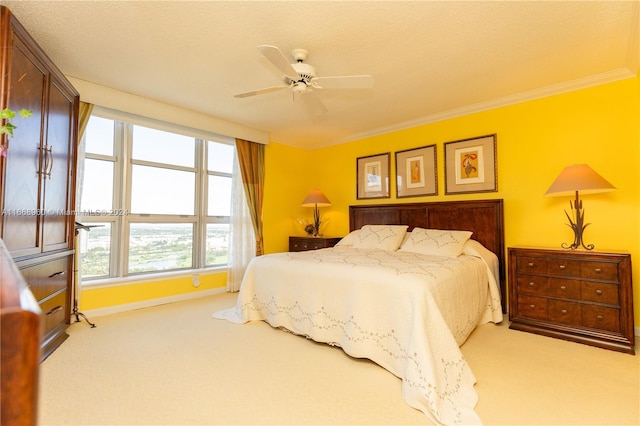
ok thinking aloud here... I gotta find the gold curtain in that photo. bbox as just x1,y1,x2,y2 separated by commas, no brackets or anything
78,102,94,142
235,138,265,256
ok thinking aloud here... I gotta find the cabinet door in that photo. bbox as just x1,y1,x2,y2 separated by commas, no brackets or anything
42,76,76,252
1,35,47,258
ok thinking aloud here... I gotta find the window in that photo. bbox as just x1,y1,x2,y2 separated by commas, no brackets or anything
78,113,234,282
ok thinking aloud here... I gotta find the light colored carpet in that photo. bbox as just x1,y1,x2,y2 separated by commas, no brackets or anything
39,293,639,425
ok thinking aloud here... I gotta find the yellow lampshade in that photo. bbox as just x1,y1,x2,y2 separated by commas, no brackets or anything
301,189,331,207
545,164,615,197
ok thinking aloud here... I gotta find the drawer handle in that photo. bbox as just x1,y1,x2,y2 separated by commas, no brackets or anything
594,268,602,273
49,271,66,278
561,309,567,314
528,282,535,287
595,289,603,295
597,315,603,321
46,305,63,316
560,285,566,291
527,262,534,267
529,304,536,308
559,265,566,270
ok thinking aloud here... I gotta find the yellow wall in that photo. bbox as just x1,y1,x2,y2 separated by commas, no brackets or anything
82,76,640,328
264,76,640,325
80,271,227,311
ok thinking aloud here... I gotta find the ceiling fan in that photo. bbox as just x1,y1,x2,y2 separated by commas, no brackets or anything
234,45,374,113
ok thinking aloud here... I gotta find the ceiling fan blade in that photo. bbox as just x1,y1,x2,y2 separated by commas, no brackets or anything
312,75,374,89
234,86,288,98
257,45,299,81
298,91,328,115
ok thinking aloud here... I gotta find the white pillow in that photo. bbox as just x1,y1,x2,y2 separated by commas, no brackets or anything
335,229,361,247
350,225,408,251
399,228,472,258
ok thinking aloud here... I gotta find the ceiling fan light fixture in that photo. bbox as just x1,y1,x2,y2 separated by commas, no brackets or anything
293,82,308,94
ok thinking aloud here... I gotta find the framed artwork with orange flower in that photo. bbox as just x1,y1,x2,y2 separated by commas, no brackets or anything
444,134,497,194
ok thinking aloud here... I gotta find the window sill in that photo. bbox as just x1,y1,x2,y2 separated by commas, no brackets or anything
80,266,228,288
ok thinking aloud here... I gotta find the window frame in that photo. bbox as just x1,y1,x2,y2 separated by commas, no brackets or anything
78,108,235,284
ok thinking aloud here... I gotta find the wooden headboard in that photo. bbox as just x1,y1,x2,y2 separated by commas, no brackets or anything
349,199,506,313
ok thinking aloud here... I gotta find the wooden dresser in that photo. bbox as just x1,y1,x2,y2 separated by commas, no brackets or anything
508,247,635,354
0,6,79,361
289,236,341,252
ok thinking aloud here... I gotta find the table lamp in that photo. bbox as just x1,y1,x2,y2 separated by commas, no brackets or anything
544,164,615,250
301,189,331,237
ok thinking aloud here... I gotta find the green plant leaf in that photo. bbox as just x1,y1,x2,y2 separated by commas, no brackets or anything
18,108,33,118
0,108,16,119
0,122,16,137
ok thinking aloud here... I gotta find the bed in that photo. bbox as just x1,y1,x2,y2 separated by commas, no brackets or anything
214,199,505,425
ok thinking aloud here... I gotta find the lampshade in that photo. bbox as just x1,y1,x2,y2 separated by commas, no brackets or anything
544,164,615,197
301,189,331,207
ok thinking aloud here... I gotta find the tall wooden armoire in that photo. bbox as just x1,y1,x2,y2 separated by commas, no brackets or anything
0,6,79,361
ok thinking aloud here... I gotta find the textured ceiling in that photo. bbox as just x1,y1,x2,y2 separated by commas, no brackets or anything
1,1,638,149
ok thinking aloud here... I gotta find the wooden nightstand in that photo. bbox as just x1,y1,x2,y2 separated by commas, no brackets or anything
289,236,341,252
508,247,635,354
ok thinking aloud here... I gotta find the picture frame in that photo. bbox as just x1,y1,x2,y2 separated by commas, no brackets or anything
357,152,390,199
444,134,497,194
395,144,437,198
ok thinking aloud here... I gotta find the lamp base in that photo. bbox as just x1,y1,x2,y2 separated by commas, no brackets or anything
561,192,594,251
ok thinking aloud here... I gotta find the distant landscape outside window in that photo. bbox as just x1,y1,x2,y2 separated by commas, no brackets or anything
207,223,229,266
128,223,194,273
78,223,111,278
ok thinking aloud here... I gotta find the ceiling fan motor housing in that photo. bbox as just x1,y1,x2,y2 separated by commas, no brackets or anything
286,62,316,85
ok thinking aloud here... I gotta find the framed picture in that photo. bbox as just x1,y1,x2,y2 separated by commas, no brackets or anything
444,134,497,194
357,152,390,199
395,144,437,198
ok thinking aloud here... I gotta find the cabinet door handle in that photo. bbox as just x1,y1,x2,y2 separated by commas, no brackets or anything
37,145,45,176
45,145,54,178
46,305,63,316
49,271,66,278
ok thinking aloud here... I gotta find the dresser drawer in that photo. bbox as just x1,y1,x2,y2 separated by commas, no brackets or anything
580,261,618,281
295,240,324,250
582,305,620,332
517,295,547,320
289,237,341,252
20,257,70,302
548,299,581,326
581,281,619,305
517,256,546,274
40,290,68,336
516,274,547,295
547,258,581,277
547,278,581,300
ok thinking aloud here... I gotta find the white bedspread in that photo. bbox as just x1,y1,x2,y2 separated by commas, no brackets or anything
214,246,503,425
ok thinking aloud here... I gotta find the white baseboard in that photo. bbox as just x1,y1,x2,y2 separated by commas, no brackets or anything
78,288,227,320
